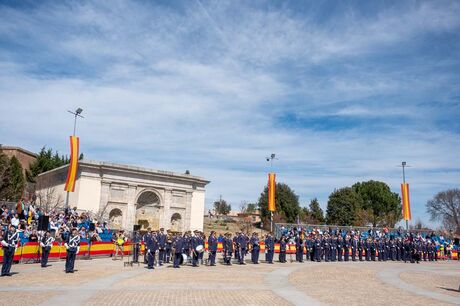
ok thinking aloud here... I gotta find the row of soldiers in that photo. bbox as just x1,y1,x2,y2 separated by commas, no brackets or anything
289,233,438,263
131,230,440,267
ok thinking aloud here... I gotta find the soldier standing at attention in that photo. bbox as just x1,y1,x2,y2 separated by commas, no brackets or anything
157,228,166,266
295,233,303,262
265,233,275,264
64,228,80,274
279,235,287,263
1,224,19,277
207,231,217,266
173,233,184,268
40,230,54,268
249,232,260,264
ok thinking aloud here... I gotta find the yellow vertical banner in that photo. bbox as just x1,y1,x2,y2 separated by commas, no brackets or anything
268,173,276,212
64,136,79,192
401,183,411,221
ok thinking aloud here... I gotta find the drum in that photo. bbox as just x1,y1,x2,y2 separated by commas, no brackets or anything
180,253,188,265
196,245,204,253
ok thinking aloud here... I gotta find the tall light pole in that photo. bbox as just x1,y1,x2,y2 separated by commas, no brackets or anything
64,108,84,210
401,161,408,231
266,153,277,233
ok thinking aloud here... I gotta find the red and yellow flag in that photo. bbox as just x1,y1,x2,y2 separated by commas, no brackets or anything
268,173,276,212
64,136,79,192
401,183,411,221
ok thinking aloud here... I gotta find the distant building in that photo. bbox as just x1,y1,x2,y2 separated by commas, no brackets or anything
36,160,210,232
0,145,37,174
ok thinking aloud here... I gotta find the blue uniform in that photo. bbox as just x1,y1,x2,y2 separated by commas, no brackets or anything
1,229,19,276
249,236,260,264
265,236,275,264
208,235,218,266
65,233,80,273
173,236,184,268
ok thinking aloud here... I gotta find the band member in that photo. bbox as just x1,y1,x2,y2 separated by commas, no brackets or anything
172,233,184,268
295,233,303,262
198,232,205,265
1,224,19,277
146,230,158,269
132,231,142,263
64,228,80,273
207,231,217,266
264,233,275,264
165,231,173,263
344,235,350,262
113,231,125,260
40,230,54,268
223,233,233,265
191,231,200,267
157,228,166,266
279,235,287,263
237,232,247,265
249,232,260,264
351,235,358,262
143,229,151,264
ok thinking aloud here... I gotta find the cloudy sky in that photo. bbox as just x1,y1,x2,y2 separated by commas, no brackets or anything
1,0,459,227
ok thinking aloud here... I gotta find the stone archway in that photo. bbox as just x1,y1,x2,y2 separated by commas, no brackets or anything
135,190,161,231
170,213,182,232
109,208,123,230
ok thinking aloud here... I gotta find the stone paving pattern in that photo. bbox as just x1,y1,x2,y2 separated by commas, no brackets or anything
0,257,458,305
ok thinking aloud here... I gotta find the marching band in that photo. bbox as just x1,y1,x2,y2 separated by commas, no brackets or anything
0,227,448,277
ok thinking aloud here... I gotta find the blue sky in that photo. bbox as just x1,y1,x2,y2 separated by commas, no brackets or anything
1,0,459,228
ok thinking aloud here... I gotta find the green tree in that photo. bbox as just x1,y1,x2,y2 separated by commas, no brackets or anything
352,180,401,227
214,198,231,215
309,198,325,223
27,147,71,182
258,183,301,223
8,156,25,201
0,152,12,200
245,203,257,213
326,187,363,226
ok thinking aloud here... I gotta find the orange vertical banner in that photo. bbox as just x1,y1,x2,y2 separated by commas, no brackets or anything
401,183,411,221
64,136,79,192
268,173,276,212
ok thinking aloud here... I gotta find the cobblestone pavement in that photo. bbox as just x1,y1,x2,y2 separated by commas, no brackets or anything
0,257,459,305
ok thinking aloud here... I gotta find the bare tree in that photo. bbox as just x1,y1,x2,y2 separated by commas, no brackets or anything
36,186,64,214
426,188,460,234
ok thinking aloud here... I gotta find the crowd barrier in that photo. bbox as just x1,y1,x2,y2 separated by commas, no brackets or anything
0,241,458,263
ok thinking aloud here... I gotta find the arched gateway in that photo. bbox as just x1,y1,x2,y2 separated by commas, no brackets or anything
135,190,161,231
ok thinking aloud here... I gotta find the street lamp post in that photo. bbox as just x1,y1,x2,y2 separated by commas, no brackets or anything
401,161,408,231
64,108,84,210
266,153,277,233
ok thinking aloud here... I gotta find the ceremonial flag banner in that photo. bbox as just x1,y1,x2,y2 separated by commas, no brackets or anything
64,136,79,192
268,173,276,212
401,183,411,221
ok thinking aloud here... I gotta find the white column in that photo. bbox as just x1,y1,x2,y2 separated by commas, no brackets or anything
125,185,137,231
162,188,172,229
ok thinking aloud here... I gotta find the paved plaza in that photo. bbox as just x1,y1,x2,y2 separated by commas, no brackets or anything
0,258,459,306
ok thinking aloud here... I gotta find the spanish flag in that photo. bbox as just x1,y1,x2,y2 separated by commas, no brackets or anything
268,173,276,212
401,183,411,221
64,136,79,192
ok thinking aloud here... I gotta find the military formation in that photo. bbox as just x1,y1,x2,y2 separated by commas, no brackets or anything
0,226,446,277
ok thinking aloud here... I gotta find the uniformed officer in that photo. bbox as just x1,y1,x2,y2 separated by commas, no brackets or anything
265,233,275,264
357,236,364,261
337,236,343,262
223,233,233,265
165,231,173,263
314,235,322,262
40,230,54,268
173,233,184,268
295,233,303,262
351,235,358,261
157,228,166,266
237,232,247,264
343,236,350,262
323,235,331,262
331,235,337,262
249,232,260,264
1,224,19,276
207,231,218,266
64,228,80,273
191,231,200,267
279,235,287,263
146,230,158,269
